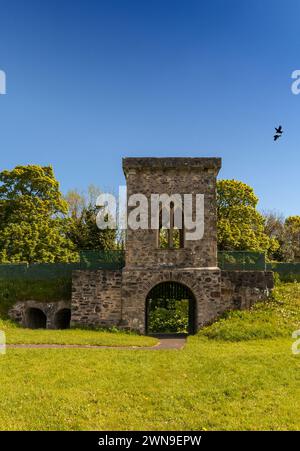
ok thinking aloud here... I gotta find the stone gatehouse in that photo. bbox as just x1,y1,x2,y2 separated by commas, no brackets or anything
71,157,274,334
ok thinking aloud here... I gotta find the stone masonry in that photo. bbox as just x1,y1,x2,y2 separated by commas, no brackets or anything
71,157,274,333
9,300,71,329
71,270,122,328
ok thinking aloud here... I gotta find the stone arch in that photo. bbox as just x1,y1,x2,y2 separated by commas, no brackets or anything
145,280,196,335
54,308,71,329
25,308,47,329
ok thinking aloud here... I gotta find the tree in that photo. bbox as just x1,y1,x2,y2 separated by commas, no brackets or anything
217,179,279,254
65,187,117,251
0,165,77,263
64,189,85,219
282,216,300,262
262,213,300,262
64,184,101,219
262,210,285,261
67,205,117,251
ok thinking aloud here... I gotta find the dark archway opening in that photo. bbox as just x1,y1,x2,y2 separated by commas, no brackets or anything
54,308,71,329
26,308,47,329
146,282,196,335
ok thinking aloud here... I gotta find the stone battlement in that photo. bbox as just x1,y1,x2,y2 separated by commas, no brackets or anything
122,157,222,172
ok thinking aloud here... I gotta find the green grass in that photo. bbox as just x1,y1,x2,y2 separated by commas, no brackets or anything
0,283,299,430
199,283,300,341
0,319,157,347
0,338,299,430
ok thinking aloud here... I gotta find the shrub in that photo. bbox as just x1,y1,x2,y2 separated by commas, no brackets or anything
148,299,189,333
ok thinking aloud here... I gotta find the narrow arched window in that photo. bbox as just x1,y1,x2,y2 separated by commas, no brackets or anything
158,202,184,249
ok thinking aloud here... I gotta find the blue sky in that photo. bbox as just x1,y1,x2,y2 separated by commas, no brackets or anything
0,0,299,216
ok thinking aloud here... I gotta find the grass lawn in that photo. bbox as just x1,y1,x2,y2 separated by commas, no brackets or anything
0,320,157,347
199,282,300,341
0,283,299,430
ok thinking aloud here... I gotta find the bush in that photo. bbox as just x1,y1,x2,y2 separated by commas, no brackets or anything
148,299,189,333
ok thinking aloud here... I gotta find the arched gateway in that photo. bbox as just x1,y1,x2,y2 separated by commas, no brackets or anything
146,282,196,335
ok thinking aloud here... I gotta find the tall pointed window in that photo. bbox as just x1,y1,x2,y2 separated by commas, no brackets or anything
159,202,184,249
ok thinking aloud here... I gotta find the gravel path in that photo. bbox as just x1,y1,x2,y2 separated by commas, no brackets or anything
6,335,187,351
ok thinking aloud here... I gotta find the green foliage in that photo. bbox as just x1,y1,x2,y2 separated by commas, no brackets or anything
0,165,77,263
273,271,281,286
200,283,300,341
285,215,300,231
148,299,189,333
263,213,300,262
65,188,117,251
262,211,286,260
0,278,71,317
159,228,169,249
283,216,300,261
68,205,117,251
217,179,279,253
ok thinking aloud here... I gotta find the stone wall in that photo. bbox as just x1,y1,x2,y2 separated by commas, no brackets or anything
9,300,71,329
71,269,122,328
70,268,274,333
220,270,274,312
7,270,274,332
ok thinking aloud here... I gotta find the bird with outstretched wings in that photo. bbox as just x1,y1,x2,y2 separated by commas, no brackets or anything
274,125,283,141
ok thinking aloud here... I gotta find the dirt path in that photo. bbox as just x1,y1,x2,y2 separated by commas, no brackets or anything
6,335,187,351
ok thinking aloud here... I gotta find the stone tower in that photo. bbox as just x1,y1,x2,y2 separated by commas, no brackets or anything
121,157,222,333
70,156,273,334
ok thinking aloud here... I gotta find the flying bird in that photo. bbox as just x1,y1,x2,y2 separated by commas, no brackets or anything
274,134,281,141
275,125,283,134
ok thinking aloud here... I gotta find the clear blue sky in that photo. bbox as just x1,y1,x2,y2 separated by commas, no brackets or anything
0,0,299,216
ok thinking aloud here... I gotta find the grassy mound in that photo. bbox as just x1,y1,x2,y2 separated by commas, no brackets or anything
199,283,300,341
